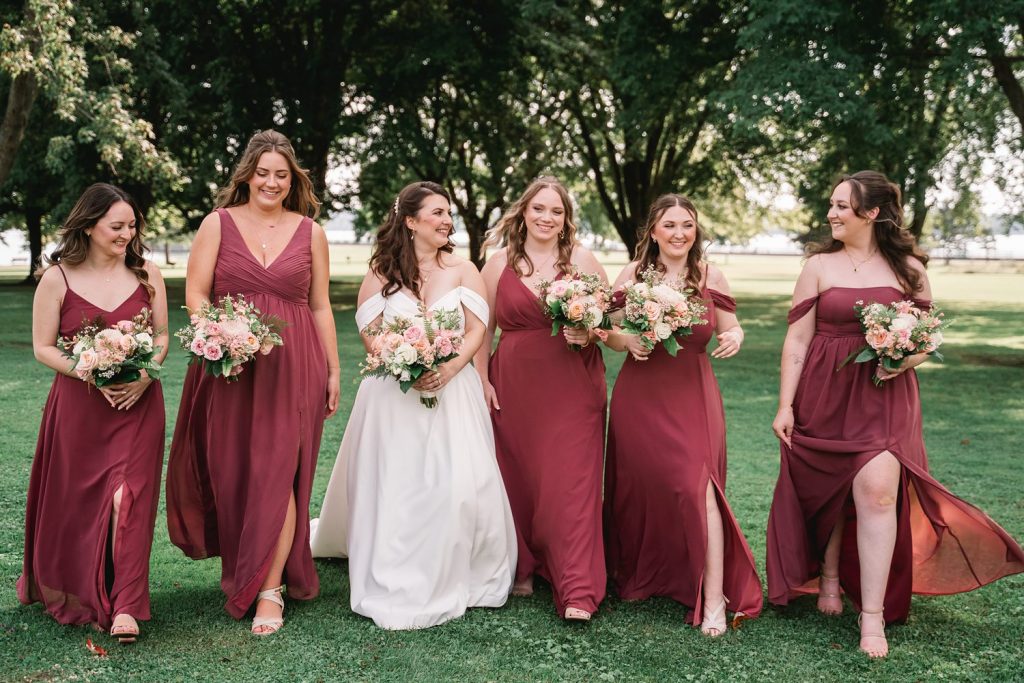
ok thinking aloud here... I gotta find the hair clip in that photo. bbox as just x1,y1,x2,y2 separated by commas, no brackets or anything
393,196,400,214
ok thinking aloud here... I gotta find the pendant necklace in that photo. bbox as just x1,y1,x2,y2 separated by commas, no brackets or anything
844,246,877,272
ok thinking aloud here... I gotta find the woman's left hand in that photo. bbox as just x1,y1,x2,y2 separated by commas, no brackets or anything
875,352,928,382
563,326,591,347
412,362,456,392
99,371,153,411
711,328,743,359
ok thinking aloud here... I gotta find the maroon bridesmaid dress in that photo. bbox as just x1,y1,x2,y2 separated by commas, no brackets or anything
489,266,607,615
604,288,763,623
166,209,328,618
18,267,165,630
767,286,1024,624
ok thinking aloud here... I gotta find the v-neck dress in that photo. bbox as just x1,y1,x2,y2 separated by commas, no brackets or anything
488,266,608,616
18,267,165,630
166,208,328,618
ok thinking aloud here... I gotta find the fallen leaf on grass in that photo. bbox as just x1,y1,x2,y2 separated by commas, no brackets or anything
85,638,108,657
731,613,750,629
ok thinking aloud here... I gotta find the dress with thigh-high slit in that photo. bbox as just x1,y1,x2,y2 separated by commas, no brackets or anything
166,208,328,618
489,266,607,616
604,288,763,624
18,266,165,630
766,286,1024,624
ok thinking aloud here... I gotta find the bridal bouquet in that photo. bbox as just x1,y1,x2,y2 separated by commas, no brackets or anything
617,266,708,356
838,299,947,386
360,305,464,408
175,294,284,381
538,270,613,350
60,308,163,386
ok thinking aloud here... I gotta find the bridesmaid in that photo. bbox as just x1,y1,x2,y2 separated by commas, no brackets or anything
475,176,608,621
603,194,762,635
768,170,1024,657
167,129,340,635
19,183,167,643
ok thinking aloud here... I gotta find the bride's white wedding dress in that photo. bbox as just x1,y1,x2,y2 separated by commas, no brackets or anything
309,286,517,630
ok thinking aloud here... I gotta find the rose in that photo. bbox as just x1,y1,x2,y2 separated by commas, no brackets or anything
890,313,918,332
652,283,684,306
587,306,604,326
72,338,90,355
549,280,570,298
642,300,662,321
404,326,425,342
435,336,454,357
925,330,943,352
76,348,99,375
259,339,276,355
566,300,587,322
654,322,673,340
866,328,892,350
204,345,224,361
117,320,135,334
394,343,418,365
205,322,223,337
134,332,153,352
190,337,207,355
95,329,123,349
633,282,650,297
118,334,137,353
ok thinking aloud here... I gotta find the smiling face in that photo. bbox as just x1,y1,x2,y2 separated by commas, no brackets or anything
652,205,698,260
523,187,566,244
86,200,137,257
246,151,292,210
406,193,453,250
827,181,875,242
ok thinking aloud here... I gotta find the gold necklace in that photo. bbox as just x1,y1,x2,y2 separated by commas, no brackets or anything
844,246,877,272
248,206,285,251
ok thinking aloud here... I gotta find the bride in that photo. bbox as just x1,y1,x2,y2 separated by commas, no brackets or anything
310,181,516,629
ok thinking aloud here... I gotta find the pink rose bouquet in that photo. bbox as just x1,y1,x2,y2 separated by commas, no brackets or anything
838,299,947,386
360,304,464,408
538,270,613,350
60,309,163,386
175,294,284,381
617,266,708,356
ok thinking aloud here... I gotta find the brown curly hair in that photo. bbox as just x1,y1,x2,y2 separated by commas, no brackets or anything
39,183,154,298
485,176,577,277
369,181,454,297
808,170,929,293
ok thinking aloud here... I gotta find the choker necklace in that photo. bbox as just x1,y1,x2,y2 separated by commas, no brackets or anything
844,246,877,272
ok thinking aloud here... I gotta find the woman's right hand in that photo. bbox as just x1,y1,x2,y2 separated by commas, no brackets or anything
623,334,653,362
482,379,500,411
772,405,794,447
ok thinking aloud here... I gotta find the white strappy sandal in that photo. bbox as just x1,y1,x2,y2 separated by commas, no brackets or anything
251,585,285,636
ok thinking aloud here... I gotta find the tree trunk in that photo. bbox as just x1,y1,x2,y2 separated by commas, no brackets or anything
463,214,488,268
989,52,1024,135
164,242,176,266
23,205,43,284
0,71,39,188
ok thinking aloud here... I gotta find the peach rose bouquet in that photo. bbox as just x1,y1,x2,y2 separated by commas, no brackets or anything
617,266,708,356
838,299,947,386
60,309,163,386
538,270,613,350
360,304,464,408
175,294,284,381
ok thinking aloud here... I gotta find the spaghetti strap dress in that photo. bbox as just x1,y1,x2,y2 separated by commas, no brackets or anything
18,266,165,630
166,208,328,618
766,286,1024,624
488,266,607,615
604,288,763,624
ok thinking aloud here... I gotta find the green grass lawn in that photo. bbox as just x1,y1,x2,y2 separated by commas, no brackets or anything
1,274,1022,682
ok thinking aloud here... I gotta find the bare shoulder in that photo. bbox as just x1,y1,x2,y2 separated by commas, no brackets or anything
480,247,508,276
706,263,728,287
613,260,640,287
571,244,600,267
357,268,388,304
144,260,165,282
36,264,67,293
905,255,927,275
195,211,223,238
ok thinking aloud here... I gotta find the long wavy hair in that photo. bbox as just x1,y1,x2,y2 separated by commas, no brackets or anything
369,181,454,297
215,129,321,219
485,176,577,277
39,183,153,298
809,170,928,293
633,194,705,293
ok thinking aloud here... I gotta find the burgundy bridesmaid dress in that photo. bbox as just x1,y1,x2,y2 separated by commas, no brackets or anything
489,267,607,615
18,267,165,630
766,286,1024,624
605,288,763,623
166,208,328,619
